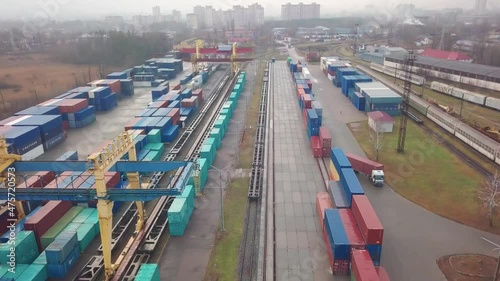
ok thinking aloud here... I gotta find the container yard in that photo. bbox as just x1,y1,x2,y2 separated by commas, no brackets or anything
0,45,498,281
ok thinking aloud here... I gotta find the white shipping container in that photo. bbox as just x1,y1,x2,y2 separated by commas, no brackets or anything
327,74,333,82
133,81,152,87
22,144,44,160
302,68,311,79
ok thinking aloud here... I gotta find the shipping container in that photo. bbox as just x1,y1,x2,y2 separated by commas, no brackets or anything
24,201,73,251
352,195,384,245
16,264,48,281
319,127,332,148
0,231,39,264
46,244,80,278
338,209,366,252
322,210,349,275
351,250,379,281
41,206,83,249
15,106,60,116
339,168,365,207
315,192,332,229
366,244,382,266
323,209,350,260
330,148,352,175
0,126,43,156
45,231,79,264
135,264,161,281
345,153,384,176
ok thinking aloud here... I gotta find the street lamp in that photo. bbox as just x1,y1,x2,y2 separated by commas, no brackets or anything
210,165,225,232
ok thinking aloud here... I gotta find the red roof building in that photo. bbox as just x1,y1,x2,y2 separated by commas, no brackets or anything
367,111,394,133
419,49,472,62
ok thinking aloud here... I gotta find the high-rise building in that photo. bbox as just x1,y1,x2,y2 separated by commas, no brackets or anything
153,6,160,17
186,13,199,29
204,6,215,28
474,0,487,15
193,5,205,27
281,2,320,21
172,10,182,22
192,4,264,30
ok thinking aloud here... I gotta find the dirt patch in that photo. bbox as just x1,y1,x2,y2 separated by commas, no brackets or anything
437,254,497,281
0,53,120,119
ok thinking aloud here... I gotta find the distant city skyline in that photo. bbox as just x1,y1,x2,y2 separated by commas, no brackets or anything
0,0,486,20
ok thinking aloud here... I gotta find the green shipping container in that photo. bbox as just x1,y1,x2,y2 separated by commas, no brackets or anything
41,206,83,249
72,208,95,224
0,264,29,279
16,264,48,281
64,222,82,232
203,138,215,148
84,209,99,225
214,119,225,137
209,128,221,149
77,223,97,253
168,198,187,224
33,251,47,265
198,158,208,188
200,145,214,165
144,143,165,154
0,231,38,264
135,264,160,281
147,129,162,143
146,150,162,161
179,185,195,210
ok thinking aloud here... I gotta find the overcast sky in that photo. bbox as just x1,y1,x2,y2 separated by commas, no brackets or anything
1,0,478,20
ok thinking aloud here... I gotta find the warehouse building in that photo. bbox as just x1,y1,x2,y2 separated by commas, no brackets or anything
367,111,394,133
355,82,402,116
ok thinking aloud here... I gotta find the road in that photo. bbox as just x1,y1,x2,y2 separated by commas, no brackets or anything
288,48,500,281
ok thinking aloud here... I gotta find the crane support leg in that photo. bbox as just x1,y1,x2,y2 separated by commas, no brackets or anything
127,145,144,233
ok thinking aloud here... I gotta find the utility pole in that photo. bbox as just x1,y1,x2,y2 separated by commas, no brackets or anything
397,50,416,153
354,23,359,57
481,237,500,281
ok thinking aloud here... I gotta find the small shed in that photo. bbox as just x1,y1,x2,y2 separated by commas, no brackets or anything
367,111,394,133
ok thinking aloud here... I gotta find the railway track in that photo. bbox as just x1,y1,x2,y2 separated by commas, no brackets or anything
239,61,271,281
74,66,238,281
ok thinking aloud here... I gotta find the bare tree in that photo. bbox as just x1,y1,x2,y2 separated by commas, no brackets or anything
369,120,384,161
478,171,500,227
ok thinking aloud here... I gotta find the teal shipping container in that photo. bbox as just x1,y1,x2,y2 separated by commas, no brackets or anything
0,264,29,279
214,119,225,136
0,231,38,264
72,208,95,224
76,223,97,252
209,128,222,149
16,264,48,281
135,264,160,281
33,251,47,265
147,129,162,143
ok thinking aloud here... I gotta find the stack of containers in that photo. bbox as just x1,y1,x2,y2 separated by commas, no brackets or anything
1,115,64,151
339,168,365,207
192,89,204,105
0,231,39,265
339,208,366,255
351,250,381,281
61,208,100,252
312,101,322,118
0,126,44,160
342,75,372,96
106,72,128,79
15,105,60,116
334,68,358,87
88,86,117,111
151,85,169,102
167,195,194,236
45,231,80,278
323,209,350,275
40,206,83,249
24,201,73,251
120,79,135,96
352,195,384,266
306,108,321,139
135,264,161,281
89,79,121,95
319,127,332,157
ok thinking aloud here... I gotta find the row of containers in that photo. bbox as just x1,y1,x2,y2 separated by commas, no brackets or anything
288,60,331,158
322,60,403,116
167,71,247,236
0,69,136,160
287,59,390,280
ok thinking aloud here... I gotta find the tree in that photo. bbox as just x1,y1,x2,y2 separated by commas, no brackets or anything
369,120,384,161
478,171,500,227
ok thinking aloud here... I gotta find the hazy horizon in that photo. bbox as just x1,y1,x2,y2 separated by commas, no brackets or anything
0,0,483,20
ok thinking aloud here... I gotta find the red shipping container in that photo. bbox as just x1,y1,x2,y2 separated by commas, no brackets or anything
351,250,380,281
297,88,306,98
321,148,331,158
352,195,384,245
193,88,203,96
303,95,312,109
39,99,62,107
376,266,390,281
167,108,180,125
62,121,70,131
338,209,366,251
105,172,121,188
311,136,322,158
91,79,121,94
125,117,141,131
58,99,88,113
19,171,56,188
345,153,384,176
319,127,332,148
306,80,312,90
172,83,181,90
24,200,73,251
316,193,332,229
149,100,169,108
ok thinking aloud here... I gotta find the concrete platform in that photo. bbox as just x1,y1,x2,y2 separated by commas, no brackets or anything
271,61,345,281
156,62,257,281
288,48,500,281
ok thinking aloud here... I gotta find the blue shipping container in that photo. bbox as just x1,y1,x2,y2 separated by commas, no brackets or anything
330,148,352,175
366,244,382,266
323,209,350,260
162,125,179,143
47,245,80,278
0,126,42,155
45,231,79,264
15,106,60,116
339,168,365,207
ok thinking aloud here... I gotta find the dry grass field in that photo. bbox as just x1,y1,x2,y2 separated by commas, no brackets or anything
0,53,119,118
